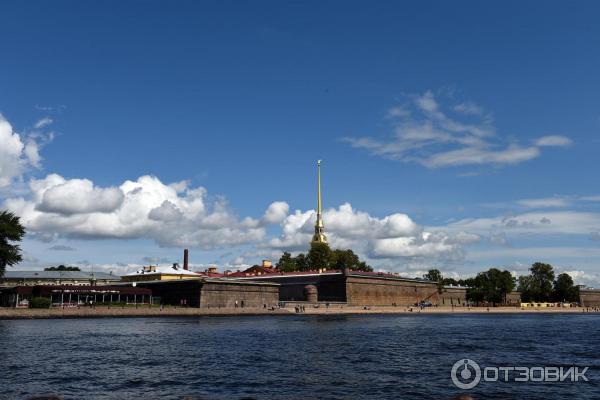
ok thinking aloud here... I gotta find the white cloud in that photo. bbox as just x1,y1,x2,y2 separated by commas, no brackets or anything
4,174,269,249
562,270,600,288
580,195,600,202
489,232,509,246
48,245,76,251
34,117,53,129
517,197,571,208
0,114,51,188
35,176,125,214
453,102,483,115
446,211,600,236
535,135,573,147
148,200,184,221
343,91,571,168
422,145,540,168
262,201,289,224
268,203,464,262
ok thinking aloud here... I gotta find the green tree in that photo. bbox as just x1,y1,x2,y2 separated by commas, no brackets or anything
520,262,555,302
307,242,331,270
441,277,459,286
44,265,82,272
553,273,579,303
294,253,308,271
329,249,373,272
517,275,533,302
467,268,515,304
423,269,445,293
0,211,25,278
423,269,443,282
276,252,296,272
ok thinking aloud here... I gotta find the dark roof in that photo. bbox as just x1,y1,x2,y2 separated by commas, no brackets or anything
2,271,120,280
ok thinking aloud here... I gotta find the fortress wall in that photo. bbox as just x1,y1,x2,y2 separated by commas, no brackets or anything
345,276,439,306
439,287,468,307
580,289,600,307
200,282,279,308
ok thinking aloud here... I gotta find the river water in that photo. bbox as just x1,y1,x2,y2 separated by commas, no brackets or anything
1,314,599,399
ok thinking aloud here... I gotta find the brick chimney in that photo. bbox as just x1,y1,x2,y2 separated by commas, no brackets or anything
183,249,189,270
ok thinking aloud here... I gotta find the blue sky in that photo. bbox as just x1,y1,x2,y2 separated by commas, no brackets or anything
1,1,600,284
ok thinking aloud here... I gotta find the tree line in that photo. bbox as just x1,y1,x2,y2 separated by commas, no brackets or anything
276,242,373,272
423,262,580,304
44,265,81,271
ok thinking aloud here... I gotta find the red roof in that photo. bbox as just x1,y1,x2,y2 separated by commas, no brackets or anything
228,269,342,278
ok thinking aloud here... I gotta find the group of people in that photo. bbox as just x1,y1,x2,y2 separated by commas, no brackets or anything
294,305,306,313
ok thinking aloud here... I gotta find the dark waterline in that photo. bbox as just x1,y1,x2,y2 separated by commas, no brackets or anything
1,314,599,400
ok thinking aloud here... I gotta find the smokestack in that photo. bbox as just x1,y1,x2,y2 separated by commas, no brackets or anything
183,249,189,270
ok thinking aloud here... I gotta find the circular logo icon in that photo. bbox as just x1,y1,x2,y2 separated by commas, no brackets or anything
451,359,481,389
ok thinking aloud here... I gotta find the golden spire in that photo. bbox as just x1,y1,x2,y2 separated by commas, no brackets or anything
312,160,328,244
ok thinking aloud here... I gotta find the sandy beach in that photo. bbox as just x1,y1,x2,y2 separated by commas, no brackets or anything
0,305,597,319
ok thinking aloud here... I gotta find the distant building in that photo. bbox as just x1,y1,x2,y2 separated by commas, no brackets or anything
0,271,120,286
227,260,277,277
196,266,224,278
121,264,201,282
123,248,207,282
0,285,151,308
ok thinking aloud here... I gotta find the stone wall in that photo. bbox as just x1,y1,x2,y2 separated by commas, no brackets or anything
345,275,439,306
505,291,521,306
137,279,203,307
580,289,600,307
199,281,279,308
439,287,467,307
136,278,279,308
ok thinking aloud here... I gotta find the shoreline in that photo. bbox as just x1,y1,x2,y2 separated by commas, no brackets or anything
1,305,598,320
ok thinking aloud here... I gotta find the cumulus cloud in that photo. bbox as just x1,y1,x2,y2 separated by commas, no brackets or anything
4,174,269,249
148,200,184,221
262,201,289,224
267,203,465,262
343,91,572,168
563,270,600,287
36,176,125,214
0,114,52,188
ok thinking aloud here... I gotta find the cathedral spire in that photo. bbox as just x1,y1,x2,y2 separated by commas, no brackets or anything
312,160,328,244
